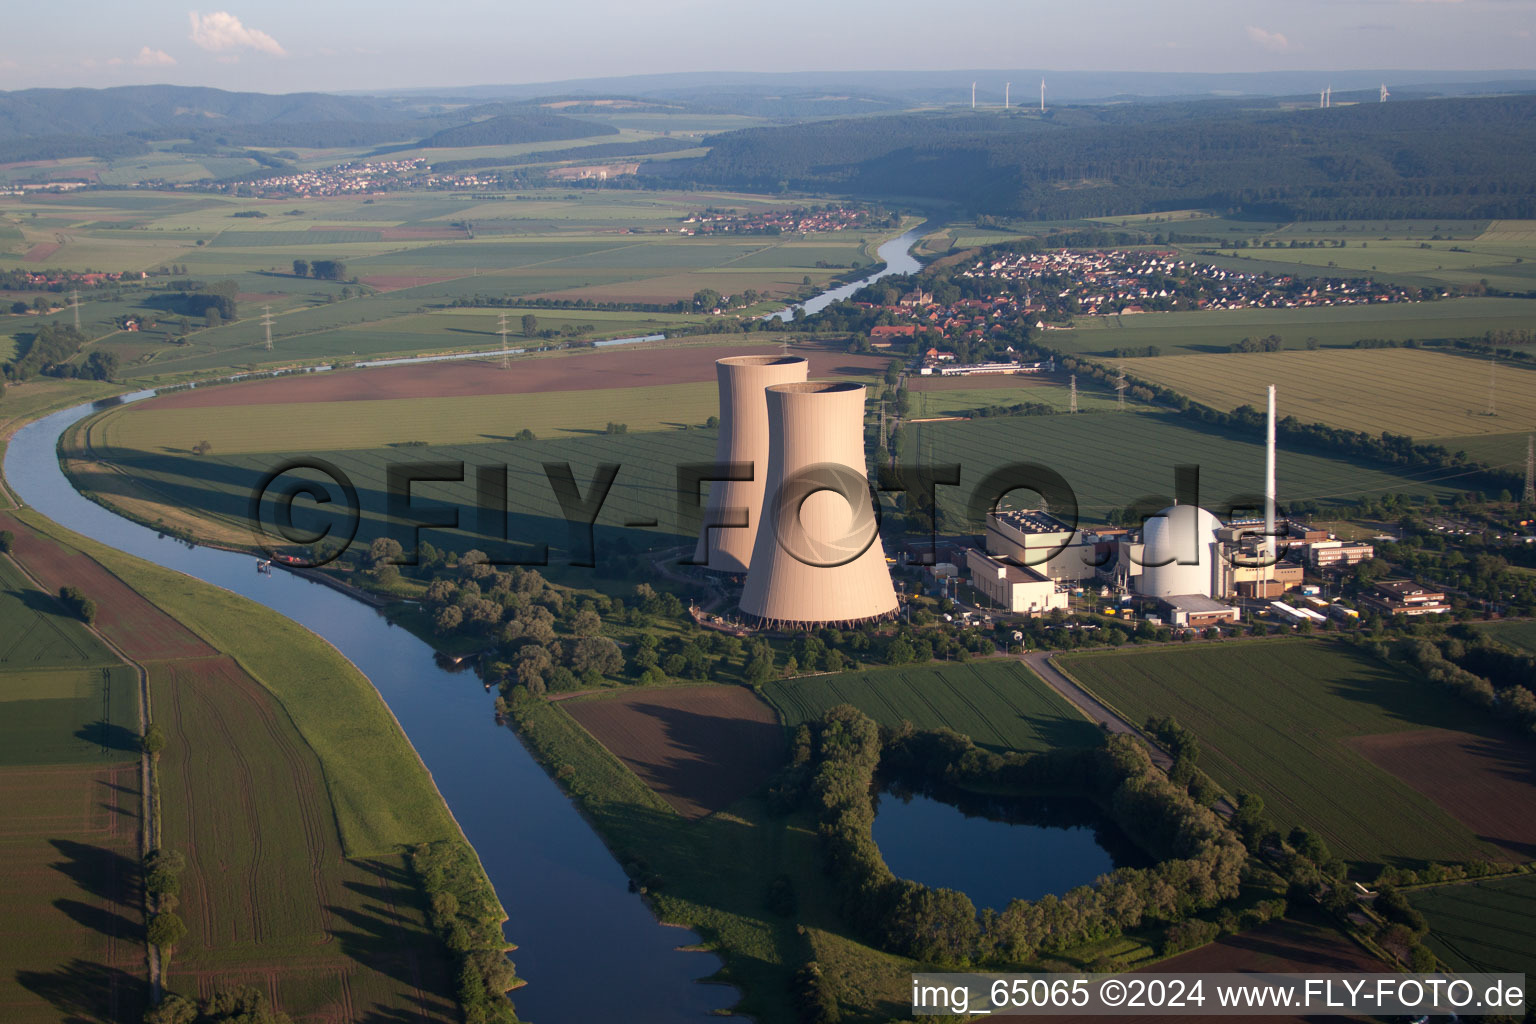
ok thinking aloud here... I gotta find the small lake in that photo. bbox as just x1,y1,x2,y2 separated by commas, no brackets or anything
872,788,1145,910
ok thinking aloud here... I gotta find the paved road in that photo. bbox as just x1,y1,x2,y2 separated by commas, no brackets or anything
1019,650,1174,770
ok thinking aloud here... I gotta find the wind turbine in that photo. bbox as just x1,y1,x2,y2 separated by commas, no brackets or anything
1040,77,1046,113
971,81,976,109
1005,82,1010,109
1379,83,1390,102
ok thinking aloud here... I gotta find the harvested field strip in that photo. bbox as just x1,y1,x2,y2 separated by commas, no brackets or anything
0,555,118,669
0,513,214,662
563,685,784,819
153,655,334,957
0,760,146,1024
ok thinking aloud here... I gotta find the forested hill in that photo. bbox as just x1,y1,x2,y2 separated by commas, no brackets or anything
649,95,1536,220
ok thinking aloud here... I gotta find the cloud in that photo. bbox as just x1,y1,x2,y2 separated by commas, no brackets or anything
1245,25,1293,52
187,11,285,56
133,46,177,67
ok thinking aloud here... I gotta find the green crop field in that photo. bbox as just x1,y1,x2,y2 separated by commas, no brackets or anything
0,556,119,668
1119,347,1536,441
1474,619,1536,654
93,380,720,452
1057,640,1507,865
903,409,1488,528
763,660,1103,754
0,666,139,766
1411,875,1536,978
1047,297,1536,358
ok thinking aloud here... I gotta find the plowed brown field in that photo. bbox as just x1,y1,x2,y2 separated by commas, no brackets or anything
564,685,784,819
1349,727,1536,862
142,342,894,409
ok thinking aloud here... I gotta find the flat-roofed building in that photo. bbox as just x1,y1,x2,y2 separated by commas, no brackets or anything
1306,540,1376,569
985,509,1098,583
1156,594,1240,628
965,548,1068,615
1359,580,1450,617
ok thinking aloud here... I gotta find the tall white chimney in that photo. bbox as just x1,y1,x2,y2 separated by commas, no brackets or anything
1265,384,1277,565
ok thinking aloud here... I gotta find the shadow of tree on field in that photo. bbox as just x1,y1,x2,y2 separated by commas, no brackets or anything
75,720,141,755
16,957,149,1024
49,838,139,909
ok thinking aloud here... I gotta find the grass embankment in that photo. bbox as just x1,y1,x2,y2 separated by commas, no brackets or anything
1056,639,1519,866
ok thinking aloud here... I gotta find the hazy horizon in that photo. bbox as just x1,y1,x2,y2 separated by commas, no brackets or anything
2,0,1532,95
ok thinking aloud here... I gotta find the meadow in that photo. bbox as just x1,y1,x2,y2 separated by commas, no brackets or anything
763,660,1103,755
1474,619,1536,654
1118,347,1536,441
1057,640,1520,865
1410,874,1536,978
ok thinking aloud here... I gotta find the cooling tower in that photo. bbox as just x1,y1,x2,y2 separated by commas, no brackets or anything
1136,504,1224,598
739,381,898,628
694,354,808,572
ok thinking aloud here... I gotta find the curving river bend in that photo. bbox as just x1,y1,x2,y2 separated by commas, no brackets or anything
2,224,927,1022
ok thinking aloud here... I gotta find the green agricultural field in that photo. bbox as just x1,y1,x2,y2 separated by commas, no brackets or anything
1057,640,1507,865
92,380,720,452
1050,297,1536,358
905,379,1133,416
0,665,139,766
1411,874,1536,978
903,409,1489,528
1474,619,1536,654
0,556,119,669
1120,347,1536,441
763,660,1103,754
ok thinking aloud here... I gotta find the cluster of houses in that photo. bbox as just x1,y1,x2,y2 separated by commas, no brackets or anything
210,159,498,198
680,206,870,236
957,249,1429,316
4,269,140,289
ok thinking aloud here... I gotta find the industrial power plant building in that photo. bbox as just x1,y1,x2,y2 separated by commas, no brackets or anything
737,381,898,628
693,354,808,573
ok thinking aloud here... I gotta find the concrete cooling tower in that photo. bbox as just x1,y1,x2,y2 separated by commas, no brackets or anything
739,381,898,628
694,354,808,572
1136,504,1224,598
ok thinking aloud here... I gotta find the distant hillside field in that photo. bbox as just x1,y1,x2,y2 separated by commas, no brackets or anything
1121,347,1536,441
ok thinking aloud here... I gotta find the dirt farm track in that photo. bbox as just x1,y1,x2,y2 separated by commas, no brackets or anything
146,343,896,410
563,685,785,819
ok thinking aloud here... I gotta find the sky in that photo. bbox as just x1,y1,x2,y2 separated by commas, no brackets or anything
0,0,1532,94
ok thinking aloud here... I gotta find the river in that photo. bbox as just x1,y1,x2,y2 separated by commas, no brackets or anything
1,221,930,1023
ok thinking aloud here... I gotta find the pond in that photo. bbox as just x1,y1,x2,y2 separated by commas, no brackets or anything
872,786,1146,910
